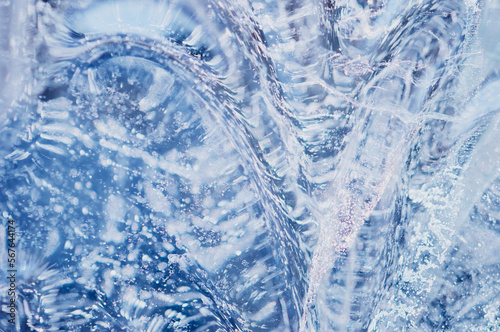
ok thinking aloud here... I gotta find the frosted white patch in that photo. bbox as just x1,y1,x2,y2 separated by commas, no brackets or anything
71,0,168,39
102,269,115,298
101,216,125,244
162,242,174,251
138,67,174,112
144,182,171,216
5,149,30,160
36,142,66,155
121,265,136,278
45,230,60,257
105,194,126,223
94,119,127,141
251,301,277,322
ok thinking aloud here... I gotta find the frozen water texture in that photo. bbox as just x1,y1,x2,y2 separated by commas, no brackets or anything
0,0,499,331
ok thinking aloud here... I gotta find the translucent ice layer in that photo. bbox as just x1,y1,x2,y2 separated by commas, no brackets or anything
0,0,499,331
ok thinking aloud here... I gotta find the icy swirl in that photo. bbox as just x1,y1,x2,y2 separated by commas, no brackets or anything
1,0,499,331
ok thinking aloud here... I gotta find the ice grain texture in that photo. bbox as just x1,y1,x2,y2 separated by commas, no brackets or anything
0,0,499,331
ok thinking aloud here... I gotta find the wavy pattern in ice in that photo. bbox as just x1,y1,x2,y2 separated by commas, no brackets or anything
0,0,499,331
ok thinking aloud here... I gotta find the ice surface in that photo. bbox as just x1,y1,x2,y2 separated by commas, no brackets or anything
0,0,499,331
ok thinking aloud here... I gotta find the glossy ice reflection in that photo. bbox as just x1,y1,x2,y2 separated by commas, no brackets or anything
0,0,499,331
